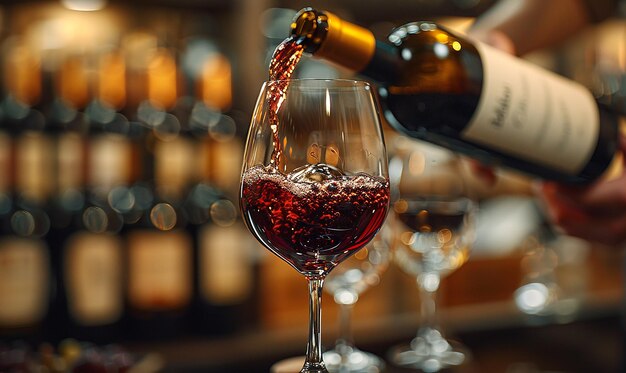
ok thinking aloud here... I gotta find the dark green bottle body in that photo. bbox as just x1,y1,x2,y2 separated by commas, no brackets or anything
291,9,619,184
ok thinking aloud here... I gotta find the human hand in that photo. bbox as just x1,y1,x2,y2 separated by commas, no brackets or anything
537,135,626,247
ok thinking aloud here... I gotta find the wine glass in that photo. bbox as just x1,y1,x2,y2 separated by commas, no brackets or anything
323,227,391,373
240,79,390,373
387,138,477,372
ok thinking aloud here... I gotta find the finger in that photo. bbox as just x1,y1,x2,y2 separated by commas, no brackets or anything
538,182,588,223
469,29,517,54
539,182,626,246
549,175,626,213
482,30,517,54
547,210,626,247
468,160,497,186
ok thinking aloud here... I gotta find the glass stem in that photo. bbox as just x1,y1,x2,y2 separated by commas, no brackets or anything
417,273,441,337
336,302,355,356
302,276,328,373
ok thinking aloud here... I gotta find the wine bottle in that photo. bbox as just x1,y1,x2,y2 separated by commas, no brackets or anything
289,8,619,184
1,117,54,345
0,126,51,344
58,129,126,344
0,38,54,344
123,45,196,340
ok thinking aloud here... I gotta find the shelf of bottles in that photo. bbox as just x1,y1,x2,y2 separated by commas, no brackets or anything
0,2,260,351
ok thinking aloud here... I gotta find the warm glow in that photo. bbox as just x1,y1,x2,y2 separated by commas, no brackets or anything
435,32,449,44
98,51,126,109
394,199,408,213
201,53,232,111
58,55,90,109
30,7,119,54
147,48,177,110
61,0,107,12
4,41,41,106
122,32,158,70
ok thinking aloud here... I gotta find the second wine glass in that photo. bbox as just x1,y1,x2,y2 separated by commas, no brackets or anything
240,79,390,373
387,139,477,372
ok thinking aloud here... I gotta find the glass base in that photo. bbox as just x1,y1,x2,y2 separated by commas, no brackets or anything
270,356,329,373
388,329,469,372
323,347,385,373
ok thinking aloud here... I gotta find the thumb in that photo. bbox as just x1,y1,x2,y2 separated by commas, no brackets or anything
470,29,517,55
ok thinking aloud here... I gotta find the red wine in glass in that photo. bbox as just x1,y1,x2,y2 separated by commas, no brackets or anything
241,164,389,276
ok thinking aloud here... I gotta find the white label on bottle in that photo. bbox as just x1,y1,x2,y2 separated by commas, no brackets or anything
210,138,244,191
154,137,197,198
127,230,192,310
65,232,123,326
88,134,132,191
0,238,49,327
16,132,54,202
200,223,253,305
463,42,600,174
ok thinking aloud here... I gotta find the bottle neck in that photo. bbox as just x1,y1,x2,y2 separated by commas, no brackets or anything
292,8,400,83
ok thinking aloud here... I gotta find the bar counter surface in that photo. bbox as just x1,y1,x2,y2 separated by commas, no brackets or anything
126,290,623,373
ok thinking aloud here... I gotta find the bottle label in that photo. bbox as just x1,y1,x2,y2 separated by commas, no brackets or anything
200,223,253,305
207,138,244,191
127,230,192,310
154,137,197,199
65,232,123,326
88,133,132,192
0,238,49,327
463,42,599,175
16,132,54,202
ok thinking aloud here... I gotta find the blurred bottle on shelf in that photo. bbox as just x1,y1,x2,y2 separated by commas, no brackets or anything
198,50,244,197
185,45,258,335
54,48,129,344
0,38,53,344
124,45,195,340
